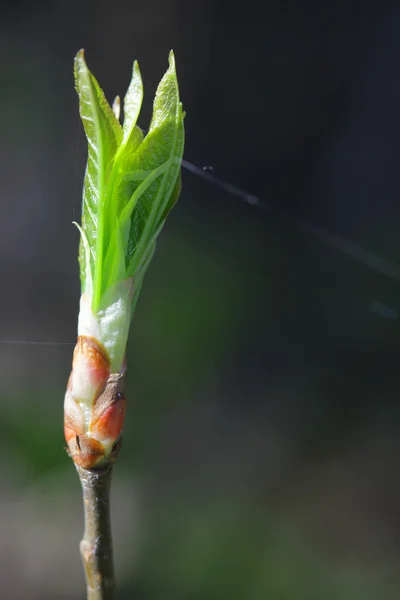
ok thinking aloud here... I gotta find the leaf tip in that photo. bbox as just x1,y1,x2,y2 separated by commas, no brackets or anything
130,60,142,90
168,49,176,70
75,48,86,65
74,49,87,88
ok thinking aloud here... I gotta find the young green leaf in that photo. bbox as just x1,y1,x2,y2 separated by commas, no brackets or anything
75,49,122,309
75,49,184,331
122,60,143,147
124,51,185,278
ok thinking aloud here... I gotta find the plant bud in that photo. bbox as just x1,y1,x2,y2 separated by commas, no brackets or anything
64,335,126,468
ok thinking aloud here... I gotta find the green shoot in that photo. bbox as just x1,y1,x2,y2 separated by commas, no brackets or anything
74,49,184,315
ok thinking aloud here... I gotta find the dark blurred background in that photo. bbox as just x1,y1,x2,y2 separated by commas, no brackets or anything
1,1,400,598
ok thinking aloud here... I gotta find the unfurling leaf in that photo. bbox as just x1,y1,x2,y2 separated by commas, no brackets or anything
74,49,184,324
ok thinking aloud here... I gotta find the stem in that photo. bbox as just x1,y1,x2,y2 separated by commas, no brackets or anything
76,464,115,600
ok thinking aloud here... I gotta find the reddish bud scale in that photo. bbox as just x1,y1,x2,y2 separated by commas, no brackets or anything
64,335,126,468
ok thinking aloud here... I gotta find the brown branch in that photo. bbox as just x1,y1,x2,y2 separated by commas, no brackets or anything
76,464,115,600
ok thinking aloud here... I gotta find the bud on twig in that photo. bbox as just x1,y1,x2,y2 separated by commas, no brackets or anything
64,48,185,598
